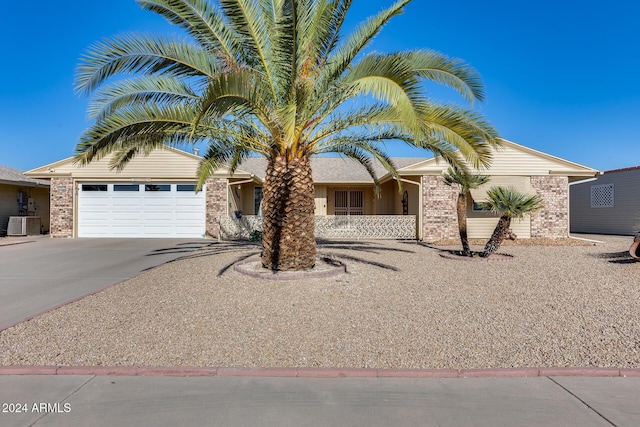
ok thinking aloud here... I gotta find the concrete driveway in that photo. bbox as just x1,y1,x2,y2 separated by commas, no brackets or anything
0,237,212,329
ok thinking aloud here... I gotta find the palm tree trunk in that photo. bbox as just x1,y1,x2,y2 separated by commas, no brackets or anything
481,216,512,257
261,154,316,270
457,193,471,256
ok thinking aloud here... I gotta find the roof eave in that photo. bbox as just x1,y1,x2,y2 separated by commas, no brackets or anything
0,179,50,187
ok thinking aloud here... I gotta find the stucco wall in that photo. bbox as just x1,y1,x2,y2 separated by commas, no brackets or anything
0,184,50,236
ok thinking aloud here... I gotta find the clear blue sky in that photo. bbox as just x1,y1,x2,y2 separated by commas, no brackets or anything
1,0,638,172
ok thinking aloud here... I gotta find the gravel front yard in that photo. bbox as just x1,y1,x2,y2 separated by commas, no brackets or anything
1,235,638,370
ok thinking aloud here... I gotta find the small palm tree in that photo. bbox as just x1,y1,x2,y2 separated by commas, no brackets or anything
74,0,501,271
480,187,543,257
442,167,490,256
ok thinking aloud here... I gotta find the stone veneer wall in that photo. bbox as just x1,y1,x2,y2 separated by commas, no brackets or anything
49,177,74,238
530,175,568,238
205,177,228,238
421,175,458,242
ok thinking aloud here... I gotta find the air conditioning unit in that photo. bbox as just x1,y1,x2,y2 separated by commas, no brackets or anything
7,216,41,236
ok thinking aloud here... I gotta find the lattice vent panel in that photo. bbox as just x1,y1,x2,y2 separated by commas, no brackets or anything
590,184,614,208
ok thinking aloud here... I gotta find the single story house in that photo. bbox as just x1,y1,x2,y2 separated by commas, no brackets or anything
0,165,50,236
25,140,598,241
570,166,640,236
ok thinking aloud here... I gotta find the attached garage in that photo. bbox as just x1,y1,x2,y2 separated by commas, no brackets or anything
22,147,248,239
78,183,205,238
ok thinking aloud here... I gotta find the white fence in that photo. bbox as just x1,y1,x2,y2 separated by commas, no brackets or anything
219,215,416,240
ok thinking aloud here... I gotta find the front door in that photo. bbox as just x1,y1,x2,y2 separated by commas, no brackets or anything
334,190,363,216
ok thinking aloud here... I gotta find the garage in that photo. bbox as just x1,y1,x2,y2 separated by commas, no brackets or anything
78,182,206,238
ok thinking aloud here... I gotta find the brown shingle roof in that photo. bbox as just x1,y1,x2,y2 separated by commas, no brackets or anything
234,157,425,182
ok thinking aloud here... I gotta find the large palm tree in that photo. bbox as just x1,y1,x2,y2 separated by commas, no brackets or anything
442,167,490,256
74,0,501,271
480,187,543,257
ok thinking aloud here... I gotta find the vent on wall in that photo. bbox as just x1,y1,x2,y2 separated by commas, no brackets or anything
7,217,41,236
590,184,614,208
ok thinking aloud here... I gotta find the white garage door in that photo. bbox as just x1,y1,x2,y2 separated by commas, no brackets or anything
78,183,206,238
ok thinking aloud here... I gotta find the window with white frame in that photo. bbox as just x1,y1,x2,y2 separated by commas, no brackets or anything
590,183,614,208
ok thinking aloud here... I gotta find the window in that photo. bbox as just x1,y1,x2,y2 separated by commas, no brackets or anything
334,190,363,215
590,184,614,208
254,187,263,216
82,184,107,192
177,184,197,192
472,201,490,212
145,184,170,192
113,184,139,192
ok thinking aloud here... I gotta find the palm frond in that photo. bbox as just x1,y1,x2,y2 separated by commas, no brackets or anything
137,0,244,63
414,103,501,169
192,68,274,135
480,186,543,219
75,104,201,165
342,52,423,132
88,76,199,121
325,145,383,196
442,166,490,193
219,0,277,99
316,137,402,195
319,0,410,86
195,137,254,188
317,0,352,60
75,33,220,96
405,50,485,104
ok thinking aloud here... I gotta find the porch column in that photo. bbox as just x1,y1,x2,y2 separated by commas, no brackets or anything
49,177,74,238
530,176,569,238
421,175,458,242
205,177,228,238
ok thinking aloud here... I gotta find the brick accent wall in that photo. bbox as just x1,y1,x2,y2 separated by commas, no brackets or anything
421,175,458,242
49,177,74,238
205,178,228,238
530,175,568,238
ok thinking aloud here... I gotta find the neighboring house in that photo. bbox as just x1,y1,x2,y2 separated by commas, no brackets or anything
0,165,50,236
25,140,598,241
570,166,640,236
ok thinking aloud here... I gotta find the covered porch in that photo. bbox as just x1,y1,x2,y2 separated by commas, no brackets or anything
221,176,421,240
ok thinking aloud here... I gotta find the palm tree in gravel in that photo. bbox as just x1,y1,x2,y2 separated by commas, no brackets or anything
74,0,501,271
480,187,543,257
442,166,490,256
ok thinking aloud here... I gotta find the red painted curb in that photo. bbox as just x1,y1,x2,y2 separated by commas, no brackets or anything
296,368,378,378
1,366,639,378
0,366,58,375
377,369,459,378
56,366,135,376
459,368,541,378
136,367,218,377
217,367,296,377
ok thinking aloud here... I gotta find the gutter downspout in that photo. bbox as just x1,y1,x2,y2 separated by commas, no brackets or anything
567,175,601,240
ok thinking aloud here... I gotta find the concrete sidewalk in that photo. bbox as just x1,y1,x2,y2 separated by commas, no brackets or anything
1,375,639,426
